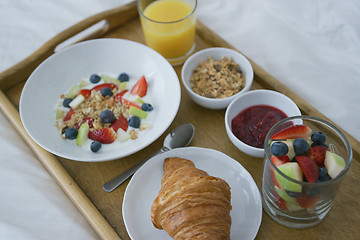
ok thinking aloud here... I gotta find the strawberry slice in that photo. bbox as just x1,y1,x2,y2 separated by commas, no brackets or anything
121,98,141,109
111,114,128,132
82,117,94,128
296,155,319,183
64,109,75,121
88,128,117,144
78,89,91,98
273,189,287,210
270,156,290,188
296,193,319,208
270,155,290,167
75,117,95,129
307,146,328,167
113,90,141,109
91,83,118,91
130,75,147,97
114,90,128,102
271,125,312,140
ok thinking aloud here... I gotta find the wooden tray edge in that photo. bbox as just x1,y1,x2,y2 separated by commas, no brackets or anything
0,90,121,240
0,2,359,239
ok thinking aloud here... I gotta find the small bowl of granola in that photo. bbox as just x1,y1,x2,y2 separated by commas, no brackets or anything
181,47,253,109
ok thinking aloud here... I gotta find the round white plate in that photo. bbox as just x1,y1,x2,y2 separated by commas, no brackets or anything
19,38,181,162
123,147,262,240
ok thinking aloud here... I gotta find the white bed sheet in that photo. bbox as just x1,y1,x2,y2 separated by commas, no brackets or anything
0,0,359,239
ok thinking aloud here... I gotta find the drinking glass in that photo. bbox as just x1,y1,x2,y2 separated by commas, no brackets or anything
262,115,353,228
137,0,197,65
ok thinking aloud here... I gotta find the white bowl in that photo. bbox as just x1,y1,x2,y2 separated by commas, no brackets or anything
19,38,181,162
181,47,254,109
225,89,301,158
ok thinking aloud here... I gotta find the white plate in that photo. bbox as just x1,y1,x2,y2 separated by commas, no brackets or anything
123,147,262,240
19,38,181,162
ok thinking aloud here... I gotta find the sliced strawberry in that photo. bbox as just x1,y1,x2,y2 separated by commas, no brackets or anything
296,193,319,208
88,128,117,144
121,98,141,109
296,155,319,183
307,146,328,167
111,114,128,132
82,117,94,128
270,155,290,167
75,117,95,129
271,125,312,140
64,109,75,121
114,90,128,102
130,75,147,97
91,83,118,92
78,89,91,98
270,168,281,188
273,190,287,210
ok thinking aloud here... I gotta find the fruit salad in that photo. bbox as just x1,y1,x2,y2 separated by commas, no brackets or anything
265,124,346,211
55,73,154,153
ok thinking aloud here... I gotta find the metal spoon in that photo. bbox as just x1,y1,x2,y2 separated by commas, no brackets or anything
103,123,195,192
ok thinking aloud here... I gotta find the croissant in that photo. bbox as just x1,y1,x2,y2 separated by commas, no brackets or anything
151,157,232,240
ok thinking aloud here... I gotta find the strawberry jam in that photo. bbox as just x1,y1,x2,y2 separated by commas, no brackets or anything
231,105,288,148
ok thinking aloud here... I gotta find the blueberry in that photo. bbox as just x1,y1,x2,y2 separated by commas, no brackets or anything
270,142,288,156
319,167,331,181
311,132,326,145
311,142,329,148
141,103,153,112
117,73,129,82
90,141,102,153
293,138,309,155
90,74,101,83
64,127,78,139
285,190,302,198
305,186,321,197
101,87,113,97
128,116,140,128
100,110,115,123
63,98,73,108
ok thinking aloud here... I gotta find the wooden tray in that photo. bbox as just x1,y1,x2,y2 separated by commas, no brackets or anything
1,2,359,240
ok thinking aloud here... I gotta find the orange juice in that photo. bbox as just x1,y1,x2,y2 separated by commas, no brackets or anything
139,0,196,60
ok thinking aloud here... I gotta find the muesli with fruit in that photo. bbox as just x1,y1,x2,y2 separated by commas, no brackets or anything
55,72,154,153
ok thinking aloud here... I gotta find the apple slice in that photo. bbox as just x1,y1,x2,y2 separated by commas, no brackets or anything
275,186,296,204
117,128,131,142
275,162,303,193
282,139,296,160
69,94,85,109
286,202,304,212
324,151,346,178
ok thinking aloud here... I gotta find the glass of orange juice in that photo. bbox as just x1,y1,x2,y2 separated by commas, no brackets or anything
137,0,197,65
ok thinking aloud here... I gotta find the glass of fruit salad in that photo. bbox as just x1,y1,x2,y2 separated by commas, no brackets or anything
262,115,353,228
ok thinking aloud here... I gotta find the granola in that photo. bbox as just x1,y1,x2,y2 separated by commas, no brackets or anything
58,89,129,133
190,57,245,98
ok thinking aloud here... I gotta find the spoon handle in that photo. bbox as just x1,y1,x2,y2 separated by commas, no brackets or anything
103,148,167,192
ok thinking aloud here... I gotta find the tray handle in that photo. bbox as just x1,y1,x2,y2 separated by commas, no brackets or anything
0,1,138,91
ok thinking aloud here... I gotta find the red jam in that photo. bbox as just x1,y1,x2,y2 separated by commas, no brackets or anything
231,105,288,148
